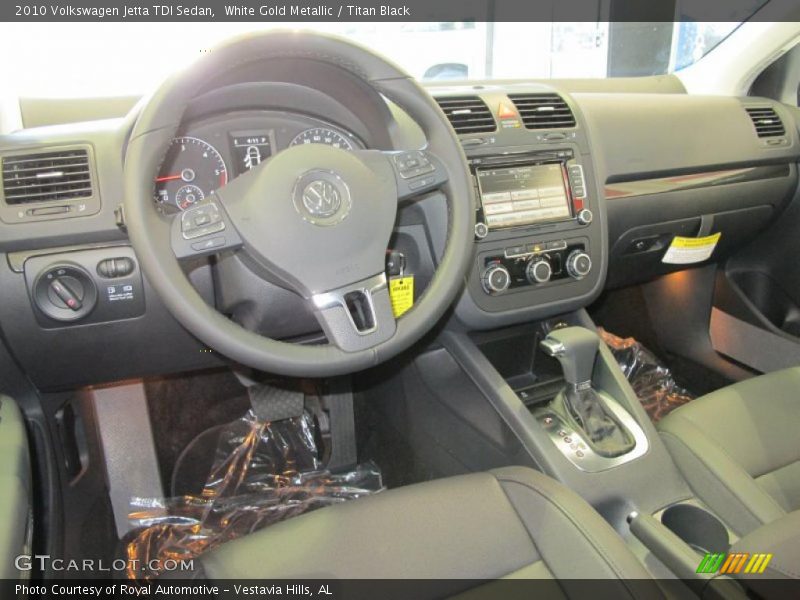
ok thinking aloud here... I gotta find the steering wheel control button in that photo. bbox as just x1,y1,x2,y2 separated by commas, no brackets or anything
566,250,593,280
481,264,511,295
292,170,352,227
180,203,225,240
191,236,226,252
394,151,435,179
408,175,436,190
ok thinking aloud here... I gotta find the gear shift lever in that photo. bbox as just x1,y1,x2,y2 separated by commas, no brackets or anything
540,328,598,390
541,327,634,457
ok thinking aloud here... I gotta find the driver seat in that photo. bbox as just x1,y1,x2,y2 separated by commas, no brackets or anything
170,466,659,594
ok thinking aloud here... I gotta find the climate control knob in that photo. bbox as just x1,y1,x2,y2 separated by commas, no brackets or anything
481,264,511,295
526,259,552,284
566,251,592,280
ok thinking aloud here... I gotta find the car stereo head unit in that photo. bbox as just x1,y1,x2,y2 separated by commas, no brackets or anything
476,162,573,230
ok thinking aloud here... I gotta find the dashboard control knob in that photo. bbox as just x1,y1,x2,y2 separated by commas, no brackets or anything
474,222,489,239
526,259,552,284
566,251,592,280
481,264,511,294
33,264,98,322
576,209,594,225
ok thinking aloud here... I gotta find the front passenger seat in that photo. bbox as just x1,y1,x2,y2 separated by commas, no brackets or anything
658,367,800,535
174,466,659,595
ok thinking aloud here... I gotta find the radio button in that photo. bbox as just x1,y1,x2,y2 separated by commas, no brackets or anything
483,202,513,215
511,199,540,211
474,222,489,239
577,209,594,225
510,190,538,201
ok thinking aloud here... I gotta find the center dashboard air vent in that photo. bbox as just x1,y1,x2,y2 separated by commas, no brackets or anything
435,96,497,134
509,93,576,129
0,146,101,223
745,107,785,138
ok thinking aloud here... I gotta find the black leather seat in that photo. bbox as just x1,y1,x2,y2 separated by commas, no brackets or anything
659,367,800,536
173,466,659,595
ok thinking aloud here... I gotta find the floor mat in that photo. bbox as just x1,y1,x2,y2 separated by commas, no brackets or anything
144,369,251,490
599,328,694,422
124,409,383,580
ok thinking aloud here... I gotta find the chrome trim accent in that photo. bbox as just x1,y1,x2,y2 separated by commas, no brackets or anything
312,273,388,336
532,391,650,472
540,338,566,357
604,164,791,200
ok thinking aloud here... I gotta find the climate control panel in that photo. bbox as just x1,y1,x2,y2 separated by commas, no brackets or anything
480,240,591,295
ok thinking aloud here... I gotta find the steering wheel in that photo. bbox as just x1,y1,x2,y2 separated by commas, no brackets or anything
124,31,475,378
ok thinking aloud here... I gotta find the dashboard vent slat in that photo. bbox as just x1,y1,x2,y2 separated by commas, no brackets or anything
509,93,576,129
2,149,93,205
435,96,496,134
745,107,785,138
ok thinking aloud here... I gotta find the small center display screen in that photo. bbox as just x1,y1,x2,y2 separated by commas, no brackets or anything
477,163,571,229
230,131,273,176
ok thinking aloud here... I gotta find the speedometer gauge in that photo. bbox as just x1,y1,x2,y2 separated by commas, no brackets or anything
154,137,228,211
290,127,356,150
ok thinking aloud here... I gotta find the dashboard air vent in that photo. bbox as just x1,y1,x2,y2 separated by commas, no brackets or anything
435,96,496,134
745,107,785,138
509,93,576,129
2,149,93,205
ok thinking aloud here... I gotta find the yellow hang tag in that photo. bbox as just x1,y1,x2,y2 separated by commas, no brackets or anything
389,276,414,317
662,232,721,265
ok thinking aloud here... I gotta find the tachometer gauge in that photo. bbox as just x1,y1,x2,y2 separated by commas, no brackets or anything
290,127,356,150
154,137,228,211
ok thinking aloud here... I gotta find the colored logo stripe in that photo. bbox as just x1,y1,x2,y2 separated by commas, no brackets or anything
697,553,726,574
697,553,773,574
744,553,773,574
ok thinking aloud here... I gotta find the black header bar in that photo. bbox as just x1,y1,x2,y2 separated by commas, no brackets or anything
2,0,797,23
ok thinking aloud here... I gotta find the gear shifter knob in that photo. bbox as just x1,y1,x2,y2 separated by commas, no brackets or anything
540,327,599,387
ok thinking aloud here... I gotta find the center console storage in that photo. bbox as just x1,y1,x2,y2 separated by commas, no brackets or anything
659,503,731,554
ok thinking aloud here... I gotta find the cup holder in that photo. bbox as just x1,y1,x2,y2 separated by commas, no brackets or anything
661,504,730,554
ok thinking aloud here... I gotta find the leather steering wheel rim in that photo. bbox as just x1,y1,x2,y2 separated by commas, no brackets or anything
123,31,475,378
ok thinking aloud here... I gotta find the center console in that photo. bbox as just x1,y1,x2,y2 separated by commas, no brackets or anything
451,96,607,329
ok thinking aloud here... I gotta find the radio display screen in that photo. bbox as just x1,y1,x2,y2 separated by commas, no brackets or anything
476,163,571,229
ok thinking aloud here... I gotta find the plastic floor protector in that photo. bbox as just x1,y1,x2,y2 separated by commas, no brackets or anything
598,328,694,423
124,410,383,580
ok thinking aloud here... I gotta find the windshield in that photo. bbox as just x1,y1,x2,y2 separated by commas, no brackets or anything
0,21,744,98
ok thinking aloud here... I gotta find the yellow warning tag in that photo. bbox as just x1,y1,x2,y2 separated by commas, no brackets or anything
389,276,414,317
662,232,721,265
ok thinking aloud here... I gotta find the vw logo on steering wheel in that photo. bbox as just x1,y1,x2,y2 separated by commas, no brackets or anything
302,179,342,218
293,170,351,226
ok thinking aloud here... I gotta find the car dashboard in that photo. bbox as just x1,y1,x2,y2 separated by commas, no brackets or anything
1,74,799,390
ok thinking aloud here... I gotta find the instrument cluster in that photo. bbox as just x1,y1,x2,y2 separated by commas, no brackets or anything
154,112,364,212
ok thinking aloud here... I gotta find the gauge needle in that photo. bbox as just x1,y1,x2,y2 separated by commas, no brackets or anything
155,174,182,182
